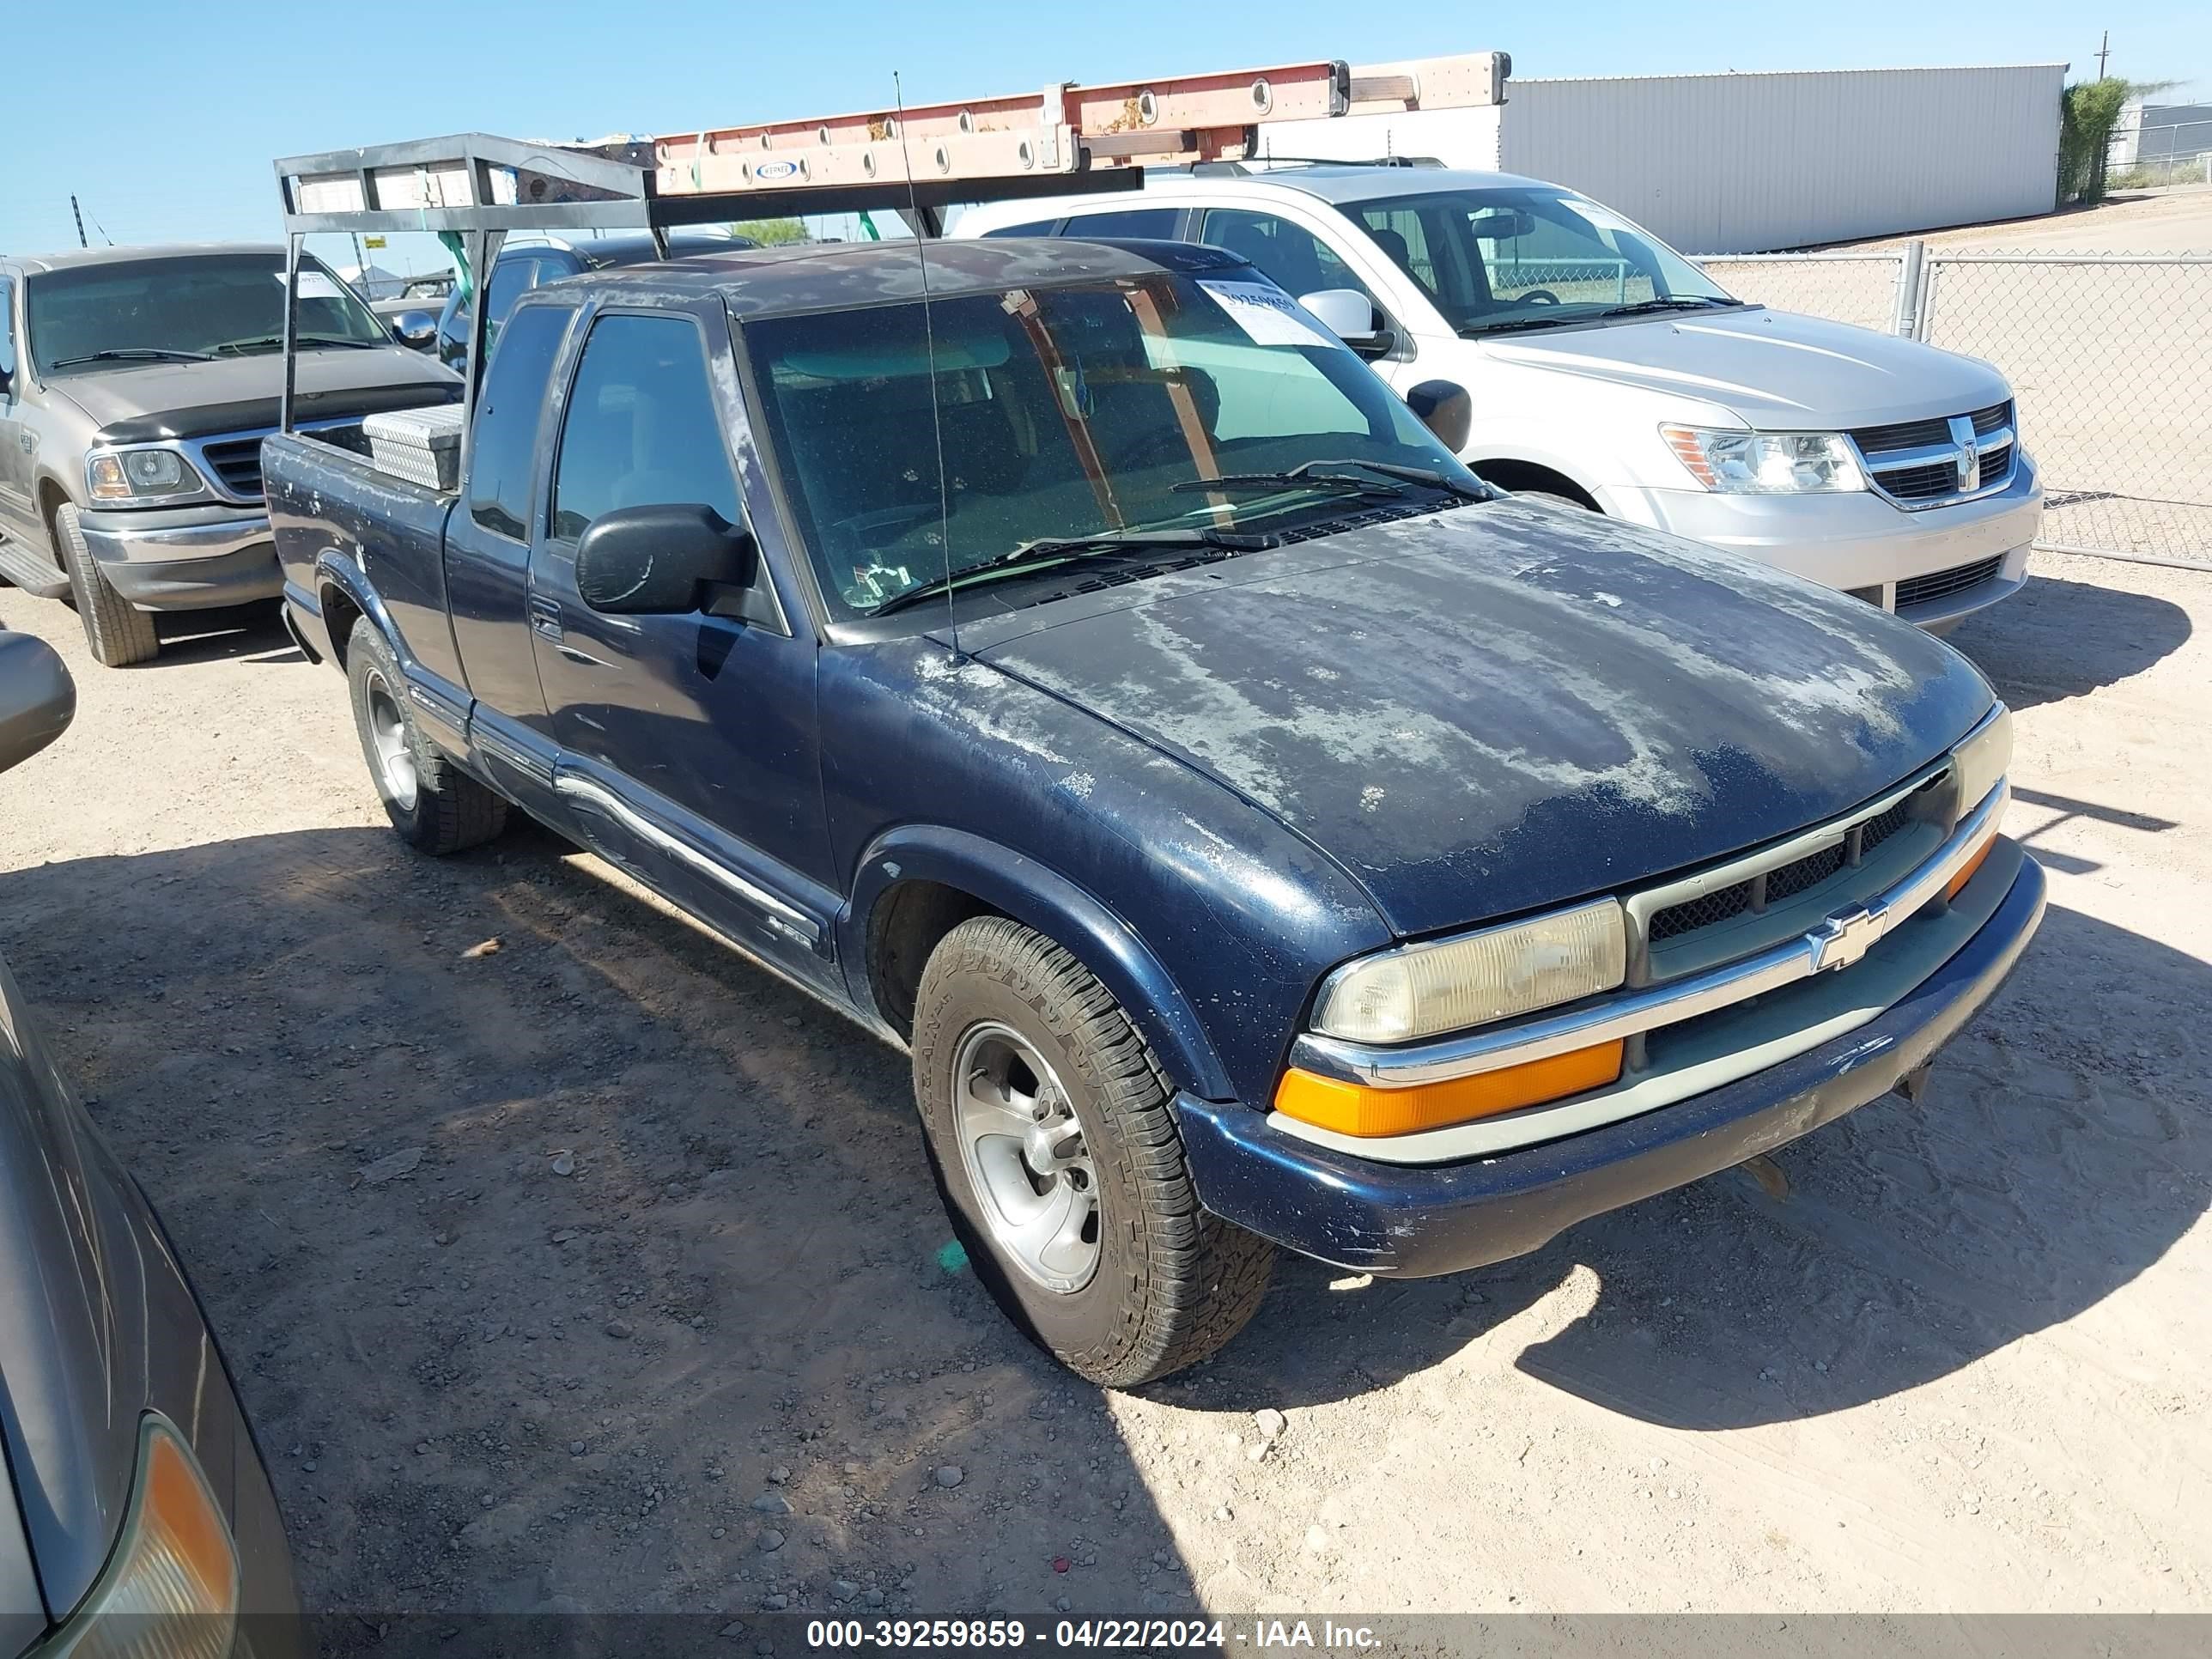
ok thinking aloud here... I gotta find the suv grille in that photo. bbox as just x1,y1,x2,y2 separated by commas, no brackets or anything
1851,400,2014,507
1644,777,1936,945
199,438,264,501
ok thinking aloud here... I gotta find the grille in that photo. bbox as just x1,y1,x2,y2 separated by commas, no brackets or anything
1643,775,1945,947
1853,400,2010,457
1897,556,2004,609
199,438,264,500
1978,441,2014,487
1881,460,1960,501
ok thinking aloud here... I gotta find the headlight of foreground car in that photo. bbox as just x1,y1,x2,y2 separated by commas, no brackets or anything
1661,425,1865,494
86,447,207,507
1314,898,1627,1045
43,1415,238,1659
1940,704,2013,902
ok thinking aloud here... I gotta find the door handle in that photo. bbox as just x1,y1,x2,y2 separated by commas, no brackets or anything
528,594,563,643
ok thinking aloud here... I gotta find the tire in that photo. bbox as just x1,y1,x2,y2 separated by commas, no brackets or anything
911,916,1274,1387
53,502,160,667
345,617,508,854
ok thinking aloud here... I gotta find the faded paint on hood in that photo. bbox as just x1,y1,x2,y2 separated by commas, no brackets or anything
1483,306,2010,430
975,501,1992,937
51,347,459,445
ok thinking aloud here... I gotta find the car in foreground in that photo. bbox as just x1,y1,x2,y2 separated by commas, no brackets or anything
0,244,459,665
263,236,2044,1386
0,631,301,1654
958,163,2043,632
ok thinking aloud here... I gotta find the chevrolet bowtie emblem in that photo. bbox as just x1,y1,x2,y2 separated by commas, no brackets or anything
1810,904,1886,972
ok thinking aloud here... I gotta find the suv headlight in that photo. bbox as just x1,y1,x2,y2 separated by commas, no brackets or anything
86,447,208,507
1662,426,1865,494
1313,898,1627,1045
42,1414,239,1659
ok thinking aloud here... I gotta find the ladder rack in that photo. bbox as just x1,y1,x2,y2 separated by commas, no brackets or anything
650,51,1509,200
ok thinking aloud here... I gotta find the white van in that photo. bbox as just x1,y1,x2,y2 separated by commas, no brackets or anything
957,162,2040,630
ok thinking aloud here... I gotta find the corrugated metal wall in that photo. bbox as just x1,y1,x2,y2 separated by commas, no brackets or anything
1498,65,2066,253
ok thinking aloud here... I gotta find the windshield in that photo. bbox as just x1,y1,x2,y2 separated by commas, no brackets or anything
27,252,392,373
743,272,1480,619
1349,187,1737,337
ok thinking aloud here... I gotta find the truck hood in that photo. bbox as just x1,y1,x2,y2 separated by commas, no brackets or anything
52,348,459,445
1480,305,2011,429
972,501,1993,938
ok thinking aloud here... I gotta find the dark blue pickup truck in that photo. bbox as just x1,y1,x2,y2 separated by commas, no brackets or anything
262,237,2043,1386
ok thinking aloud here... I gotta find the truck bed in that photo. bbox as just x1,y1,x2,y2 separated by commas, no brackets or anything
263,429,469,694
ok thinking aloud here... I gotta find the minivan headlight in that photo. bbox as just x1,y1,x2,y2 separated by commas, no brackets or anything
1662,426,1865,494
43,1414,239,1659
1313,898,1627,1045
87,447,207,505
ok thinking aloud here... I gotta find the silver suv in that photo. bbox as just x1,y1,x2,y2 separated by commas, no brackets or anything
0,244,459,665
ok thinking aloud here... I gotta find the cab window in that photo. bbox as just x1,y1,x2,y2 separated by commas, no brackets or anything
0,276,15,383
1059,208,1184,240
551,313,740,542
466,304,570,540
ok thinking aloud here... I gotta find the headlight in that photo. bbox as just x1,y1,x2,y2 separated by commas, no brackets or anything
1661,426,1865,494
43,1414,239,1659
87,447,206,505
1949,703,2011,817
1313,898,1627,1045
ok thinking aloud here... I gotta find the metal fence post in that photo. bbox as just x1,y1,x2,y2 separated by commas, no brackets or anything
1892,240,1925,337
1910,250,1937,343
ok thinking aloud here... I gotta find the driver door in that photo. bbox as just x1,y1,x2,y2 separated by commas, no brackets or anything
528,302,840,989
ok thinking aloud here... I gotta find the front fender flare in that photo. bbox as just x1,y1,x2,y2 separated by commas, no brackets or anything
842,824,1235,1103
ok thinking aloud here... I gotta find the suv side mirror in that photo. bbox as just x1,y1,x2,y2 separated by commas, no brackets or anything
391,310,439,350
0,632,76,775
1405,380,1473,454
1298,288,1394,357
574,504,759,616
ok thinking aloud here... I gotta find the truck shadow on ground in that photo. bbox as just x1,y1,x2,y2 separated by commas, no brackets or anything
1945,570,2190,711
1,821,1204,1629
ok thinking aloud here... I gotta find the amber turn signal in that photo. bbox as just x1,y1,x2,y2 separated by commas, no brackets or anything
1274,1040,1625,1138
1943,835,1996,902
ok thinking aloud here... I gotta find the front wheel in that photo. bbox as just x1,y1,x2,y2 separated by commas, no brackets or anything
345,617,508,854
53,502,159,667
911,917,1274,1387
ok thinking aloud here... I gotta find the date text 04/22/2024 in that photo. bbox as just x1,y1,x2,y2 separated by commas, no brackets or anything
802,1619,1382,1650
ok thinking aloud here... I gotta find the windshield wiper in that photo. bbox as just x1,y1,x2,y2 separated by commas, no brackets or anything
1462,313,1586,337
48,347,213,366
1597,296,1739,319
872,526,1268,617
213,334,383,356
1177,458,1488,501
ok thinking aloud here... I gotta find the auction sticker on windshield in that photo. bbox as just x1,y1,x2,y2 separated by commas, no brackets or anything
1196,280,1335,349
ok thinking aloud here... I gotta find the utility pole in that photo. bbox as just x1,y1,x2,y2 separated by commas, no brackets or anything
2096,30,2111,80
70,195,87,248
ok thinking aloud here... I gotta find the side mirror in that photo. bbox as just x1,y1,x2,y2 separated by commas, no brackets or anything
1297,289,1394,357
574,504,759,616
391,310,439,350
1405,380,1473,454
0,632,76,775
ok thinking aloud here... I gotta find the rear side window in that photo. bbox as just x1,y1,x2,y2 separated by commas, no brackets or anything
979,219,1054,239
466,304,570,539
0,276,15,381
1059,208,1182,240
550,313,739,542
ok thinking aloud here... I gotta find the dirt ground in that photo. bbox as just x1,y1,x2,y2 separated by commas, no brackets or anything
0,552,2206,1625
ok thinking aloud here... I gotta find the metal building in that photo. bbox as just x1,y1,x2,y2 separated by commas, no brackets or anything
1269,61,2069,255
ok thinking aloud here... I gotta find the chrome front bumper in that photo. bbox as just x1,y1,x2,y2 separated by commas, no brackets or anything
77,505,283,611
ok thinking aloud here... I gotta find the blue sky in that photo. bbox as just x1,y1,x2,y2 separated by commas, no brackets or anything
6,0,2202,266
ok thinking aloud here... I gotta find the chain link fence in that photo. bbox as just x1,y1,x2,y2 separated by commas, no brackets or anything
1694,246,2212,565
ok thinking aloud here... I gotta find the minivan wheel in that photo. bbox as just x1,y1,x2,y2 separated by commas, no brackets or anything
53,502,160,667
345,617,508,854
911,917,1275,1387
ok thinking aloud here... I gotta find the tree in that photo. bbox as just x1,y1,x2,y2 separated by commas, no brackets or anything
728,217,811,246
2059,77,2179,205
